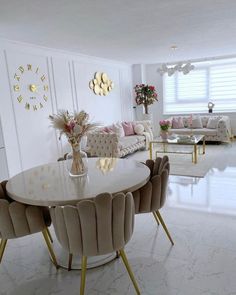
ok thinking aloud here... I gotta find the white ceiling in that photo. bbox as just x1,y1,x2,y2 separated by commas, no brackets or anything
1,0,236,64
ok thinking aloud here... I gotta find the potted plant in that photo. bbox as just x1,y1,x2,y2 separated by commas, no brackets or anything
159,120,171,140
134,84,158,115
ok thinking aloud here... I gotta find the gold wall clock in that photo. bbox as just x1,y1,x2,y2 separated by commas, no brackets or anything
89,72,114,96
12,64,49,111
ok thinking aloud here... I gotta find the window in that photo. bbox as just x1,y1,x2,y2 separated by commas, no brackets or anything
163,59,236,114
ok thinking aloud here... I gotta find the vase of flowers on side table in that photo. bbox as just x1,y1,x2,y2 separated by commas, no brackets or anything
50,110,97,177
159,120,171,140
134,84,158,120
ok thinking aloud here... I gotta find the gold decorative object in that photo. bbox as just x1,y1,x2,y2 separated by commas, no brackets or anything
89,72,114,96
101,73,108,82
12,64,49,111
96,158,117,174
29,84,38,92
94,84,100,95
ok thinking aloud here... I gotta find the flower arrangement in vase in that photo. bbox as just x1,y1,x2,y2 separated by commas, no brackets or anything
159,120,171,140
49,110,97,177
134,84,158,115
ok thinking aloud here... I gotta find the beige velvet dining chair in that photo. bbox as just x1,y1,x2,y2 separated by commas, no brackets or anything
50,192,141,295
0,180,58,268
132,156,174,245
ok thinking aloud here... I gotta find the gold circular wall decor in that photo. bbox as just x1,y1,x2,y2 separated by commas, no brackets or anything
94,84,100,95
89,72,114,96
101,73,108,83
95,72,102,82
89,81,94,89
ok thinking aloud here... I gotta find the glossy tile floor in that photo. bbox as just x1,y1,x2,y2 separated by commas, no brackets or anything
1,142,236,295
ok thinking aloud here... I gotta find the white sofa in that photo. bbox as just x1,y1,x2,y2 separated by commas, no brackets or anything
168,115,231,142
87,120,153,158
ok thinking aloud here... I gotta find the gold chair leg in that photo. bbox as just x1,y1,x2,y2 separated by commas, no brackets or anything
45,227,53,243
152,212,160,226
80,256,87,295
42,229,58,269
156,211,174,245
68,253,73,271
119,249,141,295
0,239,7,263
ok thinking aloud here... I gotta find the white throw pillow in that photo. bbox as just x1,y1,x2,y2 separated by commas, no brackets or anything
191,116,203,129
112,123,125,137
134,124,145,135
207,117,220,129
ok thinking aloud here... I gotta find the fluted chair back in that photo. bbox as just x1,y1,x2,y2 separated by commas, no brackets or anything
133,156,174,245
133,156,169,213
0,181,51,239
50,192,141,295
0,181,57,267
50,192,134,256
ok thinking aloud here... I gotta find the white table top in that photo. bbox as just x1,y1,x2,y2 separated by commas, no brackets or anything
6,158,150,206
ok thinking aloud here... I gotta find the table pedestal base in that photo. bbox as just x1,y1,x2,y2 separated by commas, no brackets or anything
53,242,117,270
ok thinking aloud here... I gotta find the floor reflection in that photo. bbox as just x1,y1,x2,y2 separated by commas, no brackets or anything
168,166,236,216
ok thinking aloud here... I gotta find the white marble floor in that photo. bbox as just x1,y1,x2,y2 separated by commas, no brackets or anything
1,142,236,295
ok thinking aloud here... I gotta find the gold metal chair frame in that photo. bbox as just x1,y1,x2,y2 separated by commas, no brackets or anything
153,210,174,245
80,249,140,295
0,227,58,269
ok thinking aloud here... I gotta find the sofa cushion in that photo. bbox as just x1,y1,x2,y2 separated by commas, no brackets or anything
172,117,184,129
102,126,114,134
192,116,203,129
134,124,145,135
112,123,125,137
122,122,135,136
118,135,145,150
207,117,221,129
201,116,210,128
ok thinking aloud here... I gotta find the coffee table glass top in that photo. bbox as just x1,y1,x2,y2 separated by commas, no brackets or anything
152,134,205,145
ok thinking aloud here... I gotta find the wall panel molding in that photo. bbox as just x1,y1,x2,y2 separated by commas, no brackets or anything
0,39,133,176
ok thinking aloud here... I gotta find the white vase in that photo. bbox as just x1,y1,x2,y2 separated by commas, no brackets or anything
142,113,153,121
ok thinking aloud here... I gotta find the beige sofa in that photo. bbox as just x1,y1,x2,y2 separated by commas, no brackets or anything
87,120,153,158
168,115,231,142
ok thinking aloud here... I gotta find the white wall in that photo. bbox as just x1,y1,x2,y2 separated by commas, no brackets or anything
0,118,9,181
0,39,133,177
133,63,236,136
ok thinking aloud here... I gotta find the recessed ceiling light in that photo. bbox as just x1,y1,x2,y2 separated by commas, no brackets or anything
170,45,178,50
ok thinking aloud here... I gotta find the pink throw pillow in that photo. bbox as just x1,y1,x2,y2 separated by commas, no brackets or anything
103,126,114,133
172,117,184,129
122,122,135,136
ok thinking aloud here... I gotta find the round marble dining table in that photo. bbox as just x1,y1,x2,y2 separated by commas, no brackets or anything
6,158,150,206
6,158,150,270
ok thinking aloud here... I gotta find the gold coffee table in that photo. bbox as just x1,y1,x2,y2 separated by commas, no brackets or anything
149,134,206,164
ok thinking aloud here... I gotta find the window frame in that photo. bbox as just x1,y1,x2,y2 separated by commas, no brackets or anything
163,60,236,115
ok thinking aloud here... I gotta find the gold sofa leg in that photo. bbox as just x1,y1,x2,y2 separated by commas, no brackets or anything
0,239,7,263
68,253,73,271
156,211,174,245
152,212,160,226
119,249,141,295
42,229,58,268
45,227,53,243
80,256,87,295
